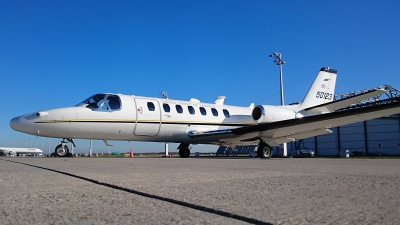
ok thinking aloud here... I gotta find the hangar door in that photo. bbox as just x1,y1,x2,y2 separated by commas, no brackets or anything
134,98,161,136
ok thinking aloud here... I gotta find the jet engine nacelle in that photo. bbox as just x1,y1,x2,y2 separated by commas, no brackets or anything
252,105,296,123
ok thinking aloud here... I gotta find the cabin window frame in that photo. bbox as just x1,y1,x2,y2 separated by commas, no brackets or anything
176,105,183,114
163,103,170,113
188,106,195,115
211,108,218,117
147,102,155,111
223,109,230,117
200,107,207,116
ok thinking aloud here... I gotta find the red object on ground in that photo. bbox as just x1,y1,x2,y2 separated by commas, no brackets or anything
129,149,133,157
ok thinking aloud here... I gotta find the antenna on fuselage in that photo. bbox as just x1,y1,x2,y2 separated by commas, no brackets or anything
160,92,168,99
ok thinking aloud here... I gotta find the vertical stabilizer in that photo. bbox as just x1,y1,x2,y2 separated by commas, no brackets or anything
299,67,337,110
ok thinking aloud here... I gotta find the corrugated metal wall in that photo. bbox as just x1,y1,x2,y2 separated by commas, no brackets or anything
288,115,400,156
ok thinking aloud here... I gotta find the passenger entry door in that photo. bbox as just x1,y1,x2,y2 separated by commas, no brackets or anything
134,98,161,136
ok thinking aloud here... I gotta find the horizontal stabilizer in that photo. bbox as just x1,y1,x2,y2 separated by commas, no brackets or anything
304,85,391,113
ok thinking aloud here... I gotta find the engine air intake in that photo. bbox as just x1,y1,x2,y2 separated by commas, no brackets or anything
252,105,264,122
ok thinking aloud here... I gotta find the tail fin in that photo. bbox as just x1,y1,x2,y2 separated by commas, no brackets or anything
299,67,337,110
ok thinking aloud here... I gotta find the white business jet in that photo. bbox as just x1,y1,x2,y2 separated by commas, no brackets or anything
10,67,400,158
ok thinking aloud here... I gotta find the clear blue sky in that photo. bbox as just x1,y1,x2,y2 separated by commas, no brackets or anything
1,0,399,154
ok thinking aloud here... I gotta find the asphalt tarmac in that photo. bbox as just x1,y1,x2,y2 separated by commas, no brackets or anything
1,157,399,225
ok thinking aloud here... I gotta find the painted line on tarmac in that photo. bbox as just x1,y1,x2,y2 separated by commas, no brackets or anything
2,159,272,225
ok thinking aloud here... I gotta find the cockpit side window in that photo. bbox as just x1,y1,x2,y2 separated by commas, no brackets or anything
98,98,109,110
79,94,121,111
107,95,121,110
80,94,105,109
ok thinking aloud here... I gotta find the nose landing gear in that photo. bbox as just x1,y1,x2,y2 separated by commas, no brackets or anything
54,138,75,157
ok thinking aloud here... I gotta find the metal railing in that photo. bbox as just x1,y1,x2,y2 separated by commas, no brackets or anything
333,85,400,112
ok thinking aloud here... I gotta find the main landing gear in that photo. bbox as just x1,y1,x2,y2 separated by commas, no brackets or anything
257,141,273,159
178,143,190,158
54,138,75,157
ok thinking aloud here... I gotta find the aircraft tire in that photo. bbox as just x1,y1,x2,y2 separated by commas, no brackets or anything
179,148,190,158
257,145,272,159
55,144,69,157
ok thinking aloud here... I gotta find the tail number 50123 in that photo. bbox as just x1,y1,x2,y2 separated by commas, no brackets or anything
316,91,332,100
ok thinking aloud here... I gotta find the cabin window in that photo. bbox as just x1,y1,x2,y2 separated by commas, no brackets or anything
163,103,170,112
211,108,218,117
188,106,195,115
223,109,230,117
200,107,206,116
147,102,155,111
176,105,183,114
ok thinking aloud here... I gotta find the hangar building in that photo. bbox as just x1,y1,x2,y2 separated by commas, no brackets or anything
286,114,400,156
217,114,399,156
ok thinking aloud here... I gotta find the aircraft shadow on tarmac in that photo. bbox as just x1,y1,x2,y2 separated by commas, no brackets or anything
2,159,272,225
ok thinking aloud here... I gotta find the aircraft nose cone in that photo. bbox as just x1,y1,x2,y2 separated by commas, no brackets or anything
10,116,24,132
10,115,35,134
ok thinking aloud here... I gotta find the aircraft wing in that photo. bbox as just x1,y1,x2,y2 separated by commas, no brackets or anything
303,85,391,114
189,98,400,146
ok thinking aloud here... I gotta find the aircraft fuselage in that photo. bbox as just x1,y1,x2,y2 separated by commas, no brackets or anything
10,94,258,145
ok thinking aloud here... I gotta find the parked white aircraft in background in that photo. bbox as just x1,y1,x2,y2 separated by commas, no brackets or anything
10,67,400,158
0,147,43,156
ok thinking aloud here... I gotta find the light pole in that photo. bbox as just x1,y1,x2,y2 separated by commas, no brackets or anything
269,52,287,156
269,52,285,105
48,138,51,155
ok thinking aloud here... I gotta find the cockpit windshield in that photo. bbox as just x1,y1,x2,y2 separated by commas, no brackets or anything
78,94,121,110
